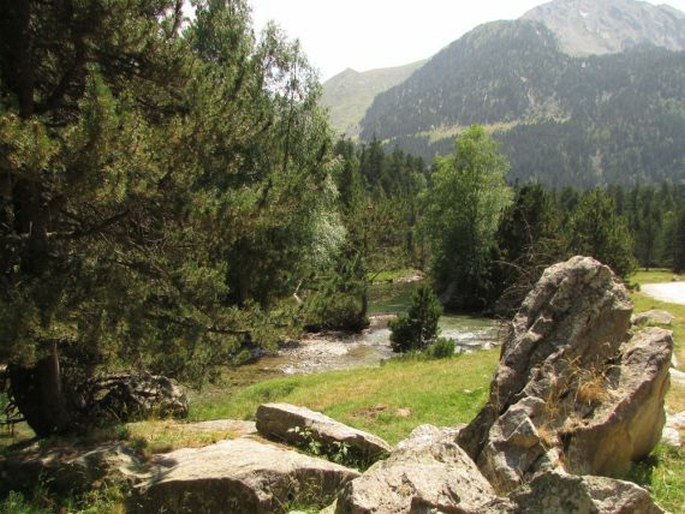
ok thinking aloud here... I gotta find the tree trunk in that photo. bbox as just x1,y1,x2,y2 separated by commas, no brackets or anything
8,342,72,437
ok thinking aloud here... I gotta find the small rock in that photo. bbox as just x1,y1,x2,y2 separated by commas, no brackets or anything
256,403,392,463
632,310,674,326
661,427,681,448
662,412,685,448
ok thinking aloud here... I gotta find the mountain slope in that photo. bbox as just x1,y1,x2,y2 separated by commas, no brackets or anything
357,17,685,186
360,20,569,141
321,61,425,136
522,0,685,55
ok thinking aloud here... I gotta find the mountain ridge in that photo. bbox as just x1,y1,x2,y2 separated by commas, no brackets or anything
322,0,685,186
320,60,425,137
522,0,685,55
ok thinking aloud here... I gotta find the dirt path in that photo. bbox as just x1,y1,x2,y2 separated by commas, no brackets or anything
641,282,685,305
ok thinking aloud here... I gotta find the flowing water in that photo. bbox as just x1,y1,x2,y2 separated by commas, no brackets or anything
241,280,502,377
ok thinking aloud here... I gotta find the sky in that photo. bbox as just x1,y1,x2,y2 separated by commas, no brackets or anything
249,0,685,81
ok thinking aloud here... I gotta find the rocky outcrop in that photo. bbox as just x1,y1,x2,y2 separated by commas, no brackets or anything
256,403,392,463
563,327,672,476
325,256,669,513
131,438,359,514
457,256,673,493
335,425,496,514
90,373,188,422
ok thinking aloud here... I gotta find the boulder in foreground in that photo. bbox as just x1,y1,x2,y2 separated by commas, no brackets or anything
335,424,496,514
457,256,672,493
256,403,392,464
130,438,359,514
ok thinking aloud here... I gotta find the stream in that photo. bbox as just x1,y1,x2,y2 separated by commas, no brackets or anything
245,281,503,376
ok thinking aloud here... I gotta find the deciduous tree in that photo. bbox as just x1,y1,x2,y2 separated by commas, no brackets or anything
423,126,512,310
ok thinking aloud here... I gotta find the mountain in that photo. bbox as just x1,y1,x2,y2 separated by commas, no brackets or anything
359,20,568,142
522,0,685,55
348,0,685,186
321,61,425,137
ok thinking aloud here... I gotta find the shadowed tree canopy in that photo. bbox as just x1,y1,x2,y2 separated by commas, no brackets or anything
0,0,340,436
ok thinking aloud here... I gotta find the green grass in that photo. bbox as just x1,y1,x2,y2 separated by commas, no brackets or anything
630,444,685,513
630,269,685,373
629,269,685,512
630,268,681,285
189,350,499,445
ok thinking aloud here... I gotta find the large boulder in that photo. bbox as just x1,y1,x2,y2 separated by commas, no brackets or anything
457,256,673,493
131,438,359,514
562,327,672,476
256,403,392,464
335,425,497,513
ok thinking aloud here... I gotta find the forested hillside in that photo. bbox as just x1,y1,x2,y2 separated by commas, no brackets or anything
358,19,685,186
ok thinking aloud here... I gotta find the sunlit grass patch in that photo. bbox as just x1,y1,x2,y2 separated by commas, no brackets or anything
124,420,240,456
190,349,499,445
630,444,685,514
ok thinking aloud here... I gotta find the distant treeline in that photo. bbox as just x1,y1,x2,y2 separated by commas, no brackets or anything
335,135,685,312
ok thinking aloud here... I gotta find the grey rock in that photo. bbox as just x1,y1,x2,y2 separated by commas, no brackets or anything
562,327,672,477
662,411,685,448
131,438,359,514
91,373,188,422
0,443,147,497
335,425,496,513
458,256,672,493
632,309,674,326
256,403,392,463
497,470,665,514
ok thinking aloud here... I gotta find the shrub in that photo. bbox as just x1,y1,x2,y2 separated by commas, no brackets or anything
427,337,456,359
303,291,369,332
389,285,443,353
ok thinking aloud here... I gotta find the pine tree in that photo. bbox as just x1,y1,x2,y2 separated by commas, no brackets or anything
0,0,340,435
389,285,443,353
568,189,636,278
